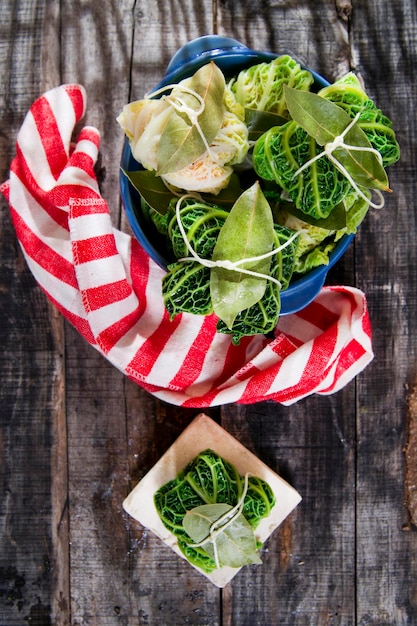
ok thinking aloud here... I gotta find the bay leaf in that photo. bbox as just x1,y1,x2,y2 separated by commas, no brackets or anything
244,108,287,141
283,85,390,192
183,503,262,569
157,62,225,175
210,182,275,329
122,169,173,215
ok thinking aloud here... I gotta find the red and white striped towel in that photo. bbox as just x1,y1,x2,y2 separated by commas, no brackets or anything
1,84,373,407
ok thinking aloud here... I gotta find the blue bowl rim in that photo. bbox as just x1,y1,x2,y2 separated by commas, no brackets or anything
120,36,355,316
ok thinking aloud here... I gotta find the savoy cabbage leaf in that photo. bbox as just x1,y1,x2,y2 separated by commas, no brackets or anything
229,55,314,118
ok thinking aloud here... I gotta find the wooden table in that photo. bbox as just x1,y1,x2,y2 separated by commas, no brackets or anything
1,1,417,624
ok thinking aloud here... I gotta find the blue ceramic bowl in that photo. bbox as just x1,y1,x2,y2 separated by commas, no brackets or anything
120,35,354,315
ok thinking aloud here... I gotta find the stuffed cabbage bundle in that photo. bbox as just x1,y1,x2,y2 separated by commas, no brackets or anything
154,449,275,572
161,197,297,344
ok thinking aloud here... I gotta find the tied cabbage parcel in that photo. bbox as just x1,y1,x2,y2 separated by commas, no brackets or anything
117,62,249,196
154,449,275,572
120,53,399,341
160,193,297,345
252,78,399,221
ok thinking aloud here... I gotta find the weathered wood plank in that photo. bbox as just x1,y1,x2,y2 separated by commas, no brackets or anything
2,0,417,625
60,0,137,219
64,326,132,625
0,2,67,625
59,0,221,624
406,384,417,526
220,393,356,626
217,0,352,80
352,0,417,623
58,3,137,622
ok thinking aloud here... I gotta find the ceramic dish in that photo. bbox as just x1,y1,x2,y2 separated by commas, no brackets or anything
123,413,302,587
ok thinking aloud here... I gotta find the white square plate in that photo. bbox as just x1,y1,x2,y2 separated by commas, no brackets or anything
123,413,301,587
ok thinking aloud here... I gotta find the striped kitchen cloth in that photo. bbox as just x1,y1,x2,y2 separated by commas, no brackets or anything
1,84,373,407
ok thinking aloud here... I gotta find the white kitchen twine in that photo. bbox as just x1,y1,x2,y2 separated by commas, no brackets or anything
292,109,386,210
175,194,300,287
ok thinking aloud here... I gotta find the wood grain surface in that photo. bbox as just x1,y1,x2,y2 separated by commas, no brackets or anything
1,1,417,624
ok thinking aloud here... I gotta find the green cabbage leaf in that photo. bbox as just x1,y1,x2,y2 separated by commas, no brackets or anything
229,55,313,118
162,198,227,317
275,190,370,274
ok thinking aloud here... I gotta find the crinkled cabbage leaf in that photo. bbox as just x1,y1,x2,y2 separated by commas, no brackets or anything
229,55,313,118
162,198,227,317
166,198,229,260
274,190,370,274
163,262,212,318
